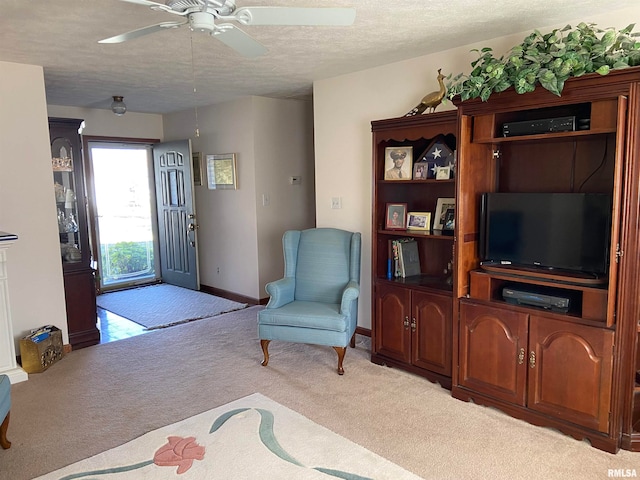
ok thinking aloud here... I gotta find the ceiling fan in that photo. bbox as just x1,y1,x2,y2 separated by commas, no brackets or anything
99,0,356,57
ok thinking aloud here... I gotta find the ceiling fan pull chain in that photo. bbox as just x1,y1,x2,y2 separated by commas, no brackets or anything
190,34,200,137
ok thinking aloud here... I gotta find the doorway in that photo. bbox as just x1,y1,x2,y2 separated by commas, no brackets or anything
86,141,161,292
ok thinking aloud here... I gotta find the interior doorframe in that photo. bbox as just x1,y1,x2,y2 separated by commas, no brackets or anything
82,135,161,292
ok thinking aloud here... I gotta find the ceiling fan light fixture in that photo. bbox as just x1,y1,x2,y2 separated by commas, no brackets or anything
189,12,216,33
111,96,127,116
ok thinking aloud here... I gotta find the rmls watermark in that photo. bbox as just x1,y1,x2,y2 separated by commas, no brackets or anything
608,469,638,477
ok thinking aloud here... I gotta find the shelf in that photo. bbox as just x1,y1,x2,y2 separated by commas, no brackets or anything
474,128,616,144
377,274,453,293
469,269,609,324
377,229,454,239
479,264,608,288
378,179,455,185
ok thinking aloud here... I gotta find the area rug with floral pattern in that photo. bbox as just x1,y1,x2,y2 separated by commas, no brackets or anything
35,393,423,480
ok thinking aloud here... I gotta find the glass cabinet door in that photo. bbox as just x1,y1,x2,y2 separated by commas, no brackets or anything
51,128,83,264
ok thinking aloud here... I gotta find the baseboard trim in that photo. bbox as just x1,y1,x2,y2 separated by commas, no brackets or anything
199,284,260,306
356,326,371,338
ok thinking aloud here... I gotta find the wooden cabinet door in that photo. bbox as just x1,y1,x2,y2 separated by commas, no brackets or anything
459,302,528,405
412,290,452,375
528,315,614,433
374,283,411,363
63,268,99,349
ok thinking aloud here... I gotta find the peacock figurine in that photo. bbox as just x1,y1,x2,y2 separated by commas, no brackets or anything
405,69,447,116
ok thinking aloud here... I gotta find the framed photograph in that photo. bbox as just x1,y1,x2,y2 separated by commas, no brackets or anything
192,152,202,186
413,162,429,180
384,146,413,180
434,197,456,230
407,211,431,231
435,165,451,180
443,208,455,230
206,153,237,190
385,203,407,230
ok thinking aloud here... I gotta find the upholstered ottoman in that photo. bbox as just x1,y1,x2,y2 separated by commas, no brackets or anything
0,374,10,449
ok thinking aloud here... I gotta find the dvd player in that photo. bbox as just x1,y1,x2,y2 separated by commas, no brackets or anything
502,286,571,313
502,116,576,137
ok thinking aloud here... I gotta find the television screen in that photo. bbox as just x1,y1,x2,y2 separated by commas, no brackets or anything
479,193,611,277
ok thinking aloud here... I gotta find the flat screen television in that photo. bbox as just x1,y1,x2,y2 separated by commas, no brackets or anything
479,192,612,278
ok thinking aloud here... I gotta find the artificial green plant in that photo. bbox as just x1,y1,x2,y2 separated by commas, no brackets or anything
447,23,640,102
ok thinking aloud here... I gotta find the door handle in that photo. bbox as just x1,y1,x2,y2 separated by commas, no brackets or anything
529,351,536,368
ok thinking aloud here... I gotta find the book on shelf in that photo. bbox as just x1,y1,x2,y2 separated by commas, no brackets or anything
398,240,421,277
389,238,420,278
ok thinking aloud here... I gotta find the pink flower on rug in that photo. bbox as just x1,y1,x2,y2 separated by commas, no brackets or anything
154,436,206,474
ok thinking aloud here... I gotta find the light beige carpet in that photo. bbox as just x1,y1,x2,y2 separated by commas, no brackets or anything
34,393,422,480
5,305,640,480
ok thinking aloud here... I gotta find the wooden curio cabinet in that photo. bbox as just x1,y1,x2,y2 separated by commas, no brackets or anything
49,118,99,349
370,112,456,388
452,67,640,453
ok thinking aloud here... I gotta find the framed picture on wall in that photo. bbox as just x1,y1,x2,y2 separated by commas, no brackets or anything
206,153,238,190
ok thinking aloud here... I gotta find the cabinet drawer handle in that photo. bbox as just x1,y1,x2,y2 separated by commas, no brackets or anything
518,347,525,365
411,317,417,332
529,351,536,368
403,316,410,329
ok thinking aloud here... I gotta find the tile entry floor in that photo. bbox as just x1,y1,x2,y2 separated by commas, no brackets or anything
98,307,148,344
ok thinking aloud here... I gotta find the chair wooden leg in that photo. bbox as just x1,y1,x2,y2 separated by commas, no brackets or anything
333,346,346,375
260,339,270,367
1,412,10,449
350,332,356,348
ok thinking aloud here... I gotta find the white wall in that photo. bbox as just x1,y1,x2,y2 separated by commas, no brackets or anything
253,97,316,293
313,6,640,329
0,62,68,349
162,96,315,300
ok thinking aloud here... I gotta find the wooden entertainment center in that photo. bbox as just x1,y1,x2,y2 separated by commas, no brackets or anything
371,67,640,453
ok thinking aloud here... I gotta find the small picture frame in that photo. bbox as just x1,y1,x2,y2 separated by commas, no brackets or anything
443,208,455,230
413,162,429,180
435,165,451,180
434,197,456,230
384,146,413,180
385,203,408,230
206,153,237,190
192,152,202,186
407,211,431,231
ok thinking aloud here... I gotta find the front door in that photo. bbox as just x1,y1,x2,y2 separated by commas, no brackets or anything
153,140,200,290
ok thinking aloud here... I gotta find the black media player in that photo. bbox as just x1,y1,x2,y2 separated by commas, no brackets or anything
502,286,572,313
502,116,576,137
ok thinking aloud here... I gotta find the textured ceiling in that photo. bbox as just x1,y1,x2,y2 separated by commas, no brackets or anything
1,0,637,114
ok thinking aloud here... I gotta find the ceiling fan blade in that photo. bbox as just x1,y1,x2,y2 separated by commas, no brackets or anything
213,24,268,58
98,20,187,44
231,7,356,26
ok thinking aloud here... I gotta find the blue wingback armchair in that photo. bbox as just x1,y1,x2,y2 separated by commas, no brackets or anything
0,374,11,449
258,228,361,375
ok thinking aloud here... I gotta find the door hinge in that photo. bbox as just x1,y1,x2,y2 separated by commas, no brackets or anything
615,243,623,263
